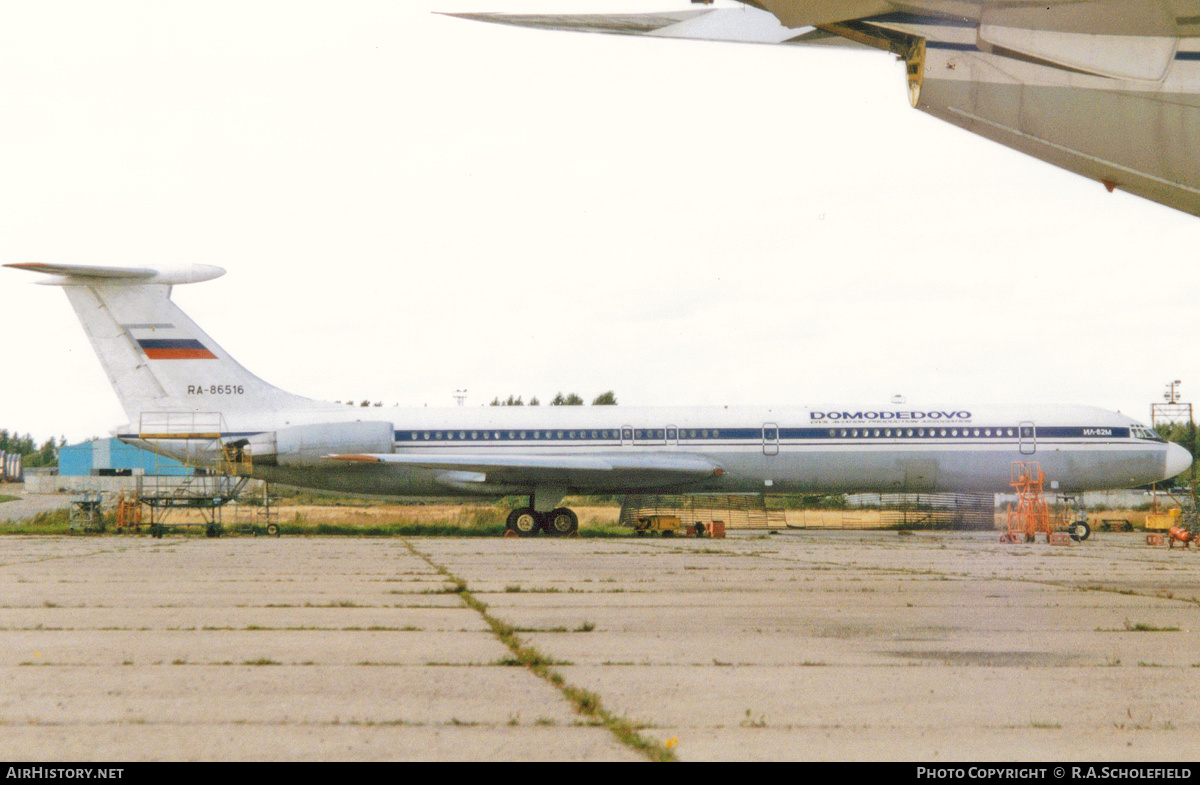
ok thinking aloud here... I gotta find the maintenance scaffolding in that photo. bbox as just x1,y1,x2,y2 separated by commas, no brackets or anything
134,412,257,538
1150,381,1199,543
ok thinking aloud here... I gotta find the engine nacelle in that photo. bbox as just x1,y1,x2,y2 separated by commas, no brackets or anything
247,421,394,467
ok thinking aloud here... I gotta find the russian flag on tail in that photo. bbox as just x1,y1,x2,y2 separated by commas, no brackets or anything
123,323,217,360
136,338,217,360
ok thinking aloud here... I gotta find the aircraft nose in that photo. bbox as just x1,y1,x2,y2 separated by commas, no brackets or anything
1165,443,1192,480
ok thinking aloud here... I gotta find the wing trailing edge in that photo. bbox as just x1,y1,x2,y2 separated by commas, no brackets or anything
329,451,724,477
330,451,725,493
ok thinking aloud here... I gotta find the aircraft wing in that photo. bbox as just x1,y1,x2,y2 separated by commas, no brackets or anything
330,451,724,491
444,7,862,48
449,1,1200,217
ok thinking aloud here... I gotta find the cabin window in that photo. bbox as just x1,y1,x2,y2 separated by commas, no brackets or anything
667,428,677,440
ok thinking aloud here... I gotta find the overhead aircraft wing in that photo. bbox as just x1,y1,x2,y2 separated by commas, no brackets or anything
329,451,724,491
449,1,1200,217
443,7,864,48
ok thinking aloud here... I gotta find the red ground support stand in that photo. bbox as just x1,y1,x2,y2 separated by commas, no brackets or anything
1004,462,1054,543
1146,534,1165,546
1168,526,1195,549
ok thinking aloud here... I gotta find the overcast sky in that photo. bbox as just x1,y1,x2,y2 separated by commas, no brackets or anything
3,0,1199,444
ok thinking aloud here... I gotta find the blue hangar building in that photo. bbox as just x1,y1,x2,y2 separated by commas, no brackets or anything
58,438,190,477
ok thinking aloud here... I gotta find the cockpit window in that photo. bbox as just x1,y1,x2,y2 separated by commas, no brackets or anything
1131,424,1166,442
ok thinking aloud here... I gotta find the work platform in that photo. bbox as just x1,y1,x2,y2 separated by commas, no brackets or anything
108,412,277,537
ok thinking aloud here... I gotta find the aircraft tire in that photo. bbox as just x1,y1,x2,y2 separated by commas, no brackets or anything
509,508,540,537
1069,521,1091,542
543,508,578,537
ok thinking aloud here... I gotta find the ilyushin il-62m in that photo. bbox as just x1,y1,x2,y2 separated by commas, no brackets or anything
450,1,1200,218
6,263,1190,536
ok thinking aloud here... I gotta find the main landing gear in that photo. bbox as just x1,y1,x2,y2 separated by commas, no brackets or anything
505,506,579,537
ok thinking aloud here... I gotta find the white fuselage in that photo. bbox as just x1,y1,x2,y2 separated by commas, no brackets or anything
118,402,1186,498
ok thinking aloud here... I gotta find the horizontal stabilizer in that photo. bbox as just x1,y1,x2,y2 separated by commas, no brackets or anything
4,263,225,286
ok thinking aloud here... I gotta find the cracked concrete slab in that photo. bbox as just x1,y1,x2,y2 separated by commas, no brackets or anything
1,531,1198,760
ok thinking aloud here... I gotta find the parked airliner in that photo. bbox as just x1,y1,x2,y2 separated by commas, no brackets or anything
6,262,1191,536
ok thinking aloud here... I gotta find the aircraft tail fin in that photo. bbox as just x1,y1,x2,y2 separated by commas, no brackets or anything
5,263,316,422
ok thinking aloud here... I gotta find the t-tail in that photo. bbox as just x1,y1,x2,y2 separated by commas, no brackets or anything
3,263,318,425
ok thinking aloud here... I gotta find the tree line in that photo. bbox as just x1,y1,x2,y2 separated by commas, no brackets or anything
490,391,617,407
0,430,64,468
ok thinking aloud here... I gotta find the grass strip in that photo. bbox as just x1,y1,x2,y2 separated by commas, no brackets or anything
0,508,633,538
403,540,674,762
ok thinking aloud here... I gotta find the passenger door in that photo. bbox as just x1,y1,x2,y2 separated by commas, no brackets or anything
763,423,779,456
1019,421,1036,455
